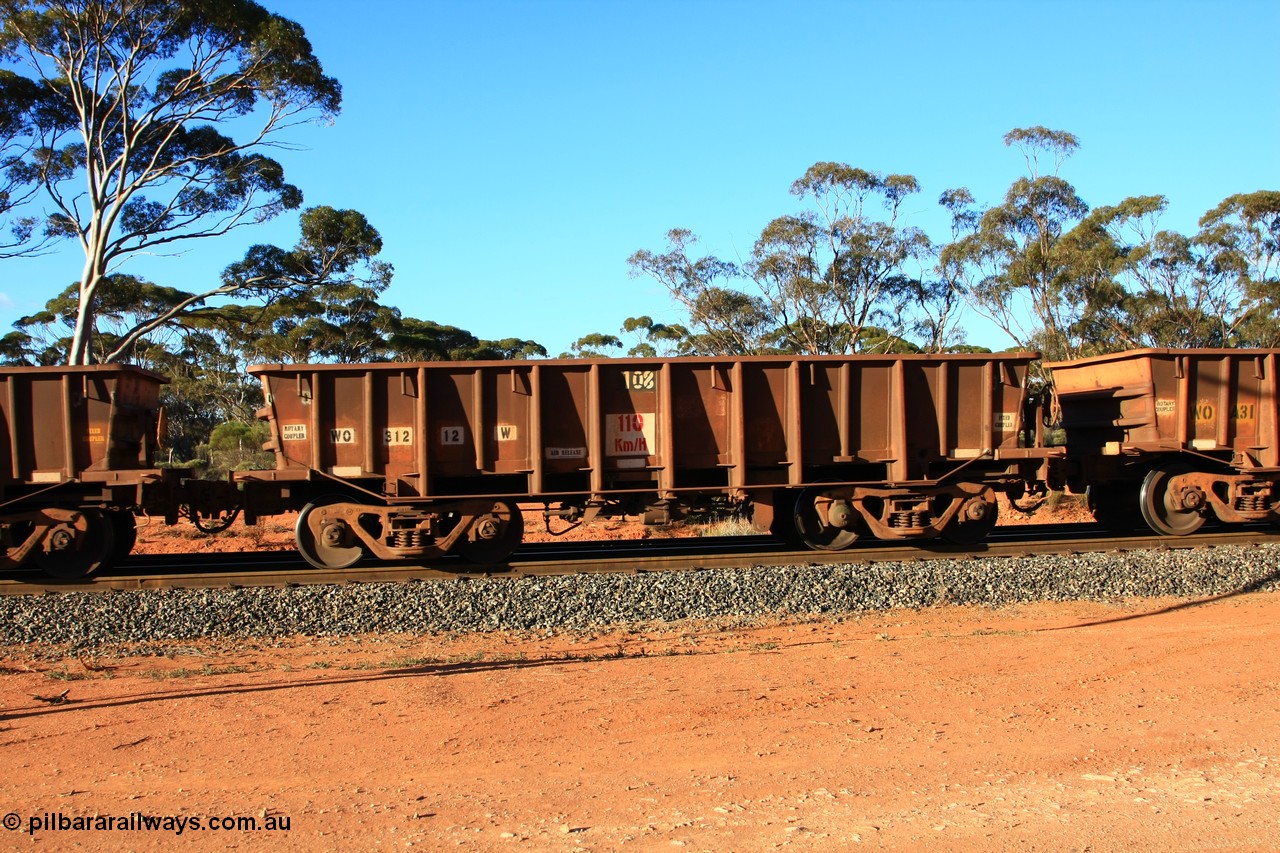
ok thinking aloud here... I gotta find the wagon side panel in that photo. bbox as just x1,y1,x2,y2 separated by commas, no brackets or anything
596,362,662,492
740,362,790,486
0,366,167,486
376,368,422,493
1051,349,1280,458
667,362,731,489
534,364,592,495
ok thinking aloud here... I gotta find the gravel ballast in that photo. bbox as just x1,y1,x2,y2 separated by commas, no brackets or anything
4,544,1280,651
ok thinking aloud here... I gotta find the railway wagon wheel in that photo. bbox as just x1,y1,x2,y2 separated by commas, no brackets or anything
1140,464,1207,536
457,499,523,564
939,494,998,545
38,509,116,580
792,487,859,551
296,495,365,569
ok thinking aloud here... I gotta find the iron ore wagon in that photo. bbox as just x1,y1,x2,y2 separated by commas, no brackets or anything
0,364,171,577
239,353,1055,568
1048,348,1280,534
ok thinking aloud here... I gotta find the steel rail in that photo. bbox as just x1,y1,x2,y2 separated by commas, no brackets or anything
1,525,1276,596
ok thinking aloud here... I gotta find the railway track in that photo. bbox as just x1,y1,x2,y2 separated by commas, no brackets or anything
2,523,1275,596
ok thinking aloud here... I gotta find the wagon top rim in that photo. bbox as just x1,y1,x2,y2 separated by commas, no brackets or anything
1044,347,1280,370
246,351,1045,374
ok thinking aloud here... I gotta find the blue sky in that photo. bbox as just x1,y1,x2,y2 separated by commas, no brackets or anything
2,0,1277,355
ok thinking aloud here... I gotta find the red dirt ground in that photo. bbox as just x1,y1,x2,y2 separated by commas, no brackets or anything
3,593,1279,850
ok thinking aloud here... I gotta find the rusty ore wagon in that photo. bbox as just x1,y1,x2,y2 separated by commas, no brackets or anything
1048,348,1280,535
239,353,1054,568
8,348,1278,580
0,364,172,577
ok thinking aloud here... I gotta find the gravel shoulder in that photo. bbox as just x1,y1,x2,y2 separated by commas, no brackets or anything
4,542,1279,649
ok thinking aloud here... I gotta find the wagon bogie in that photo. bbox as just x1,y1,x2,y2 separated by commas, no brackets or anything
455,499,523,564
937,489,1000,545
293,495,525,569
0,507,117,579
792,486,862,550
1139,463,1207,536
789,480,1000,550
1141,464,1277,531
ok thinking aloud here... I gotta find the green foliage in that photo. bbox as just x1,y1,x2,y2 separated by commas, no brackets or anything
620,316,688,357
387,317,545,362
630,128,1275,358
1196,191,1280,347
563,317,691,359
941,127,1097,360
0,68,45,256
0,330,37,364
631,163,958,355
209,421,266,452
628,229,769,355
202,420,273,479
752,162,934,354
563,333,622,359
1002,126,1081,177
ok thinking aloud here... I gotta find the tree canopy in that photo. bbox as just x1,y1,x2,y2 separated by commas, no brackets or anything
626,128,1279,359
628,164,963,355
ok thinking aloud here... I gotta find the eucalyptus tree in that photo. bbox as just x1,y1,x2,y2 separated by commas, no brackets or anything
1196,191,1280,346
0,0,341,363
242,286,400,364
386,317,545,362
14,205,390,364
474,337,546,360
560,317,690,359
1048,190,1280,350
562,332,622,359
1058,195,1227,350
12,273,188,364
619,315,688,357
940,127,1092,360
0,331,33,363
0,69,47,256
913,188,985,353
628,228,773,355
190,206,395,366
748,162,932,354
